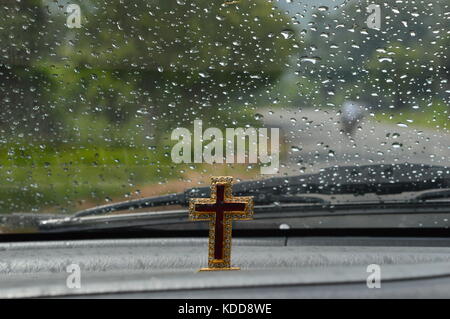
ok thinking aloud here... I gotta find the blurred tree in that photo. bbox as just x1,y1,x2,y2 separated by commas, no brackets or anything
56,0,296,143
297,0,449,110
366,42,441,109
0,0,58,139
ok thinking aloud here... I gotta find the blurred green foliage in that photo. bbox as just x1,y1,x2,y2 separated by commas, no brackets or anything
54,0,295,136
0,143,173,213
0,0,448,214
288,0,449,111
0,0,295,213
374,99,450,130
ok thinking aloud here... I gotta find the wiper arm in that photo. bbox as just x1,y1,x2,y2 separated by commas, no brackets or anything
74,192,327,218
73,163,450,218
74,193,186,218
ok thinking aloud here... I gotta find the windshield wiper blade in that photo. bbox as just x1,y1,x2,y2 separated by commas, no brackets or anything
39,201,450,233
72,163,450,218
73,193,327,218
227,163,450,196
413,189,450,202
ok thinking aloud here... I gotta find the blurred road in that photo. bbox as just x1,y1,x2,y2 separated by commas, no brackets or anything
259,108,450,175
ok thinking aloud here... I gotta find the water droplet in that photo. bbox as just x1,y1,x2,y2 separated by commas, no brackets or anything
300,56,321,64
254,113,264,120
281,29,294,39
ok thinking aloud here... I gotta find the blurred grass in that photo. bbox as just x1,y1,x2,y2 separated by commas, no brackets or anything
374,101,450,131
0,143,265,215
0,109,268,214
0,144,173,214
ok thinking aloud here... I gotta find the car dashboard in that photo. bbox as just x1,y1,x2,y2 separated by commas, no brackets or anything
2,236,450,298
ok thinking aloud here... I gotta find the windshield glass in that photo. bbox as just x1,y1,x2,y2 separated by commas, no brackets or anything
0,0,449,233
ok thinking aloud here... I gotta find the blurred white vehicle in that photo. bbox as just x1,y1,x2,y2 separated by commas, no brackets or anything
340,101,367,136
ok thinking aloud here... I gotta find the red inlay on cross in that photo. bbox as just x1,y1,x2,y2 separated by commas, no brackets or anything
194,185,246,260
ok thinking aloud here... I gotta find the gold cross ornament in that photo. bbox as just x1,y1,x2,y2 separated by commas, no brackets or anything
189,176,254,271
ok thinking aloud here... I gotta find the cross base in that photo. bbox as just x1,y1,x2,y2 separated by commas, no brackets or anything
198,267,240,272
